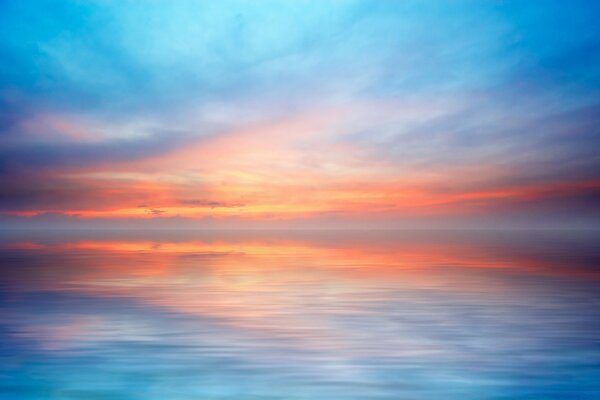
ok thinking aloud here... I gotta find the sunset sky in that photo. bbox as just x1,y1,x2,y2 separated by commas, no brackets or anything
1,0,599,228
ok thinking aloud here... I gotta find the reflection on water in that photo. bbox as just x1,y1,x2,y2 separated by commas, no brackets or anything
1,230,599,399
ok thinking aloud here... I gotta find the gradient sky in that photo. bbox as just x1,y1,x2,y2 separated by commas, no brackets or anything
1,0,599,228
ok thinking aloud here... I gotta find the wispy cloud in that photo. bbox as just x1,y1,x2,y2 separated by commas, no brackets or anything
1,0,599,227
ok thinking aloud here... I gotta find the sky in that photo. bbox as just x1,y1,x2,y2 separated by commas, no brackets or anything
1,0,599,229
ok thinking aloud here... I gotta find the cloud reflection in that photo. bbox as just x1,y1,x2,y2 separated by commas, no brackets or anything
1,231,599,398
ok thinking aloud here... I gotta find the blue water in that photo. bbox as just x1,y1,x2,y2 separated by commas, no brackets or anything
1,230,599,399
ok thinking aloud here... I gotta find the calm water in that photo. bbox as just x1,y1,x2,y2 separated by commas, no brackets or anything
1,230,599,399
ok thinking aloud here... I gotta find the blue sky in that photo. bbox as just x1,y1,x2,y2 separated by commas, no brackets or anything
1,0,599,227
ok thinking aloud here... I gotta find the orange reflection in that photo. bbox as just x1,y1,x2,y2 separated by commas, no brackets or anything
4,234,598,358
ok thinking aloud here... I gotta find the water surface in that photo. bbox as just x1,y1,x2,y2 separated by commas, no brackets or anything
1,230,599,399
